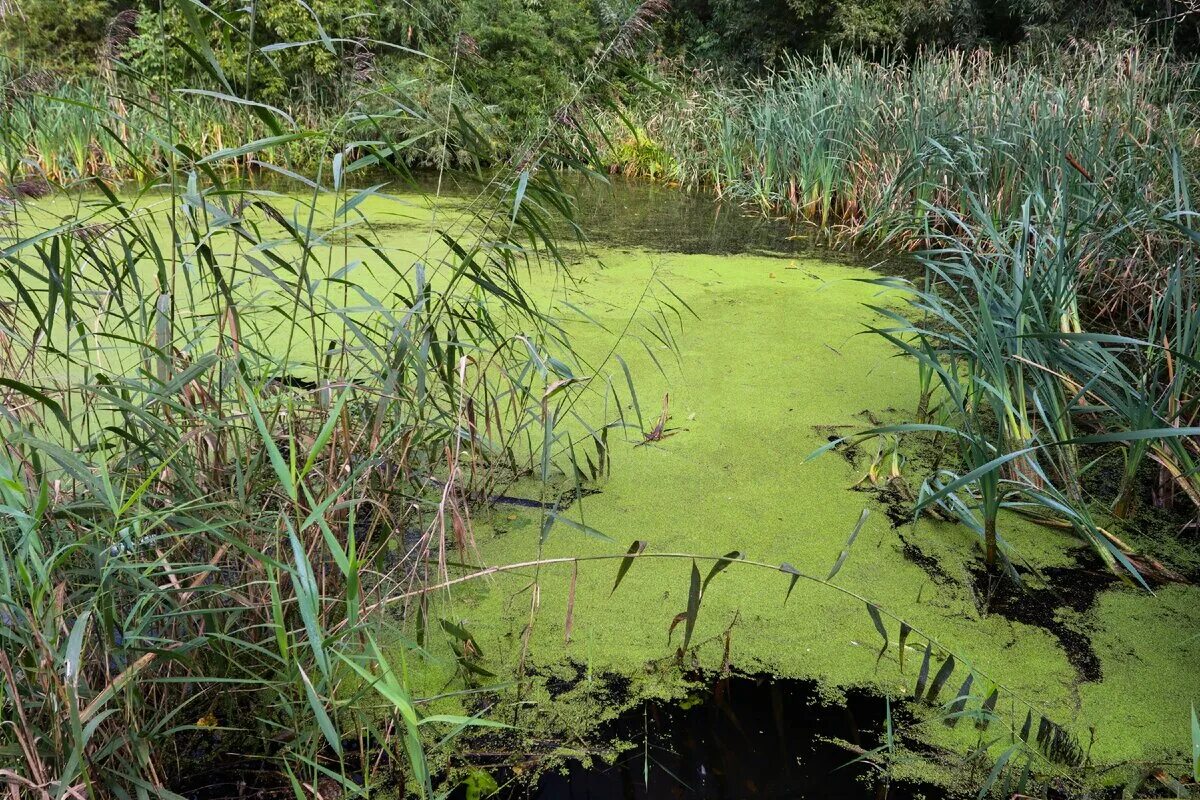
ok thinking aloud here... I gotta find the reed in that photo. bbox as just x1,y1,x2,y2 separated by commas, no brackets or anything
818,139,1200,585
0,1,652,796
0,53,491,187
609,41,1199,252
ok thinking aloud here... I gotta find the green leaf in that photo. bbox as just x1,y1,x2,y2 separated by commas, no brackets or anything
828,509,869,580
267,564,290,663
299,388,350,479
615,354,644,433
197,132,317,165
550,513,614,543
175,89,294,128
1192,703,1199,782
944,674,974,726
611,540,647,594
897,622,912,673
299,666,342,758
511,169,530,226
702,551,743,594
913,644,932,699
0,378,72,441
865,603,888,664
240,377,296,501
780,562,802,603
333,184,389,220
681,559,702,653
915,427,1200,517
64,609,91,690
288,523,329,679
439,619,484,657
926,654,956,704
977,688,999,731
978,744,1020,800
419,715,511,729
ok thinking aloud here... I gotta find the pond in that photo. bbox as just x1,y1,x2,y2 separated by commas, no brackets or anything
460,674,942,800
424,176,1200,797
6,174,1198,798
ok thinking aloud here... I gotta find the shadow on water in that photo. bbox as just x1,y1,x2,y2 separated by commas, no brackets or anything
199,168,915,273
476,675,944,800
570,178,804,256
375,171,814,256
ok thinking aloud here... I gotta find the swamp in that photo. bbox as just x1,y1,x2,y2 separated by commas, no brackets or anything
1,2,1199,799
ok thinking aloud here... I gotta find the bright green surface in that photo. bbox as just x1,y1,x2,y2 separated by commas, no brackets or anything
424,244,1200,782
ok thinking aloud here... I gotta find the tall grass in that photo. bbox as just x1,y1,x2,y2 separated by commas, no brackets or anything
610,41,1199,246
0,1,659,797
5,11,1199,796
812,120,1200,584
0,53,487,186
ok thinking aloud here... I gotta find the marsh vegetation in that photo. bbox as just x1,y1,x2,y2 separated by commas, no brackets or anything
1,2,1199,799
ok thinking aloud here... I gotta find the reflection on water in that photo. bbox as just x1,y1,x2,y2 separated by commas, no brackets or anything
482,675,942,800
572,178,803,256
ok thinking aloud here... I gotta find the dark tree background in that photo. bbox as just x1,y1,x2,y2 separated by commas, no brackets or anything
1,0,1196,121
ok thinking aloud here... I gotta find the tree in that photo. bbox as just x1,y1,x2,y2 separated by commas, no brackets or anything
123,0,398,104
0,0,123,72
664,0,1200,67
455,0,599,130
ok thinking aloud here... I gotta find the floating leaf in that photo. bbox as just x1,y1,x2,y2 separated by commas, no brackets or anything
611,540,647,595
828,509,869,580
702,551,743,594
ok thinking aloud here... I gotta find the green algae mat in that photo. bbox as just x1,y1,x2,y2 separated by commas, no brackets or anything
426,239,1200,790
9,183,1199,791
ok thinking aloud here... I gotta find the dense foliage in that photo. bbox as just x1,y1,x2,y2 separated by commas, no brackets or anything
6,0,1200,116
665,0,1200,63
0,0,646,794
121,0,394,103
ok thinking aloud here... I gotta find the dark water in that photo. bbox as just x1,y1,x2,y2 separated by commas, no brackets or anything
476,675,943,800
294,168,870,263
572,178,806,256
